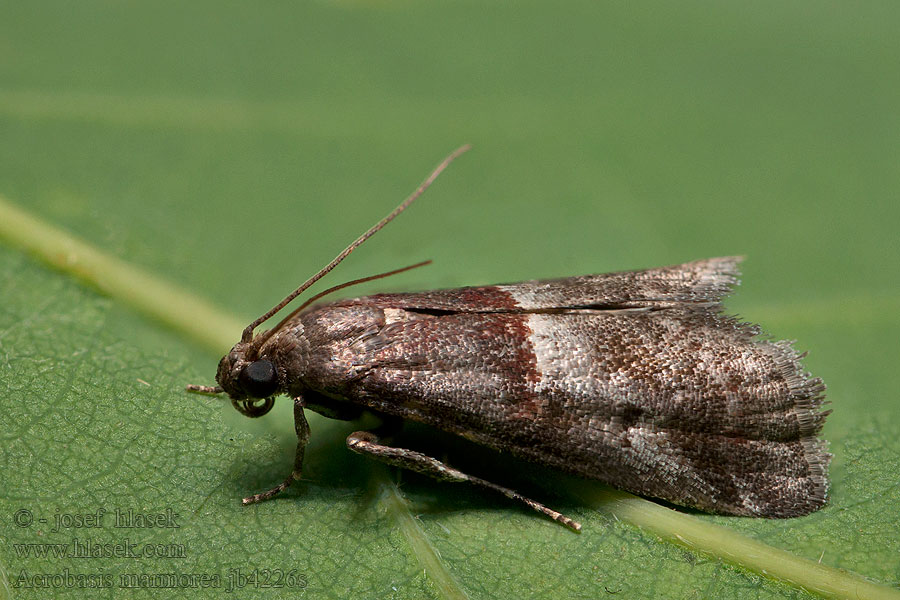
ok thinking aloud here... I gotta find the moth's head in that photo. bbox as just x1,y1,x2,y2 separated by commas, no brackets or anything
215,341,281,418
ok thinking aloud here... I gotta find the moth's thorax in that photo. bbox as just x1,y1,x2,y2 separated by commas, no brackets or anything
216,304,389,402
258,320,312,395
282,303,387,396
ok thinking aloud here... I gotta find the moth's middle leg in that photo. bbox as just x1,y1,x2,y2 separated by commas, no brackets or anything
242,396,310,505
346,430,582,532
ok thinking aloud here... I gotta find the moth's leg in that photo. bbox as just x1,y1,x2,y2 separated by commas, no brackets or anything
346,430,582,532
242,397,310,505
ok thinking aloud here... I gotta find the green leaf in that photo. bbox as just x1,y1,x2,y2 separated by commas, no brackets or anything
1,1,899,599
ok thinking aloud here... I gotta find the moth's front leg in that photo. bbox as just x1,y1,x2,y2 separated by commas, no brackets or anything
346,430,582,532
242,396,310,505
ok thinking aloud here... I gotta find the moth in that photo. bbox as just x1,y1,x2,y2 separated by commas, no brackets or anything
188,146,830,531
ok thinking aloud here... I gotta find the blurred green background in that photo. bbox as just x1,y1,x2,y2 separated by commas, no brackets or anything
1,1,898,599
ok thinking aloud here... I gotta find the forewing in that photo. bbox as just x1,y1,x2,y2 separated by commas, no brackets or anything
337,297,828,518
336,257,742,313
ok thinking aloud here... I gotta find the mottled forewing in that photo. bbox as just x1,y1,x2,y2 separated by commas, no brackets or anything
333,257,829,517
336,257,743,313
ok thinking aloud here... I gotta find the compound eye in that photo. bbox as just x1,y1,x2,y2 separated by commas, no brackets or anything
238,359,278,398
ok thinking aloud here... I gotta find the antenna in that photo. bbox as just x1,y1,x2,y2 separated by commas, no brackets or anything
250,260,432,352
240,144,471,344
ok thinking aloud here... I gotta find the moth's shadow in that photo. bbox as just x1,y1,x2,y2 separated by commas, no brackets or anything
364,422,590,524
226,418,660,521
224,415,603,527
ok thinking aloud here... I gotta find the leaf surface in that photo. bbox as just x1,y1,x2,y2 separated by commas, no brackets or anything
1,1,899,598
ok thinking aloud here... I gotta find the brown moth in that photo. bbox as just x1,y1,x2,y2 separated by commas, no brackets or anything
187,146,829,531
